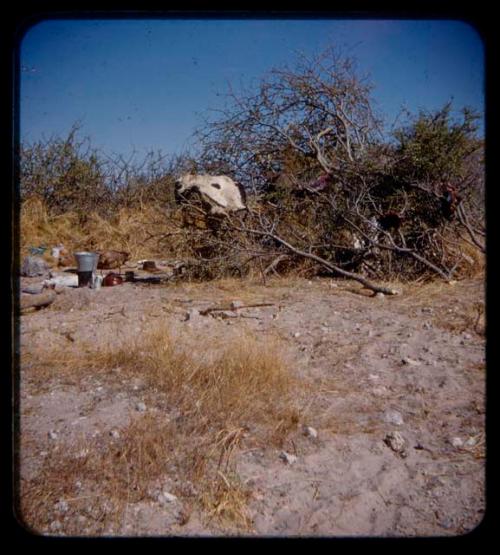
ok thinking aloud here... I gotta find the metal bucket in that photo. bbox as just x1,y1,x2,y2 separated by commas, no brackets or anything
74,252,99,288
74,252,99,272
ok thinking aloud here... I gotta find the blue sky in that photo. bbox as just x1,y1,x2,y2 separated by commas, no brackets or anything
20,18,485,158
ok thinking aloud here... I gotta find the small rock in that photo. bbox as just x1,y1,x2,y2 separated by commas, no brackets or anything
21,256,50,277
384,410,404,426
321,326,329,333
183,308,201,322
110,429,120,439
401,357,421,367
384,431,407,457
451,437,464,448
293,332,301,338
136,402,147,412
279,451,297,465
162,492,178,503
230,300,244,310
303,426,318,439
439,517,454,529
54,500,69,514
368,374,380,381
465,436,478,447
329,282,338,288
372,386,388,397
375,292,385,299
423,322,433,330
49,520,62,532
421,307,434,314
40,451,48,457
48,431,58,440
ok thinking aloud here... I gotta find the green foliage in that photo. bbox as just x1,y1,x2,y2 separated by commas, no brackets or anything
393,102,482,184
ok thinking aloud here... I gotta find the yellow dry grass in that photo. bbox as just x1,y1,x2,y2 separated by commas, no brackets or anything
19,197,186,262
20,326,302,535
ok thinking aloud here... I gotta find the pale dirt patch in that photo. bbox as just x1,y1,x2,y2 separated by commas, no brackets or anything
16,274,486,537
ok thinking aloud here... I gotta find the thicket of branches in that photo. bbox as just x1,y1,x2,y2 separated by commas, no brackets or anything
20,47,485,283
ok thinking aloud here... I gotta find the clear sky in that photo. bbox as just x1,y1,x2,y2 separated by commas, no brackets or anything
19,18,485,158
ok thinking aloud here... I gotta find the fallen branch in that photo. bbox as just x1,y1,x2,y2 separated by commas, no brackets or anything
21,289,57,311
229,223,399,295
199,303,275,316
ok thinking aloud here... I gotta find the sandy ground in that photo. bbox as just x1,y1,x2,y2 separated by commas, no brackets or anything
16,270,486,537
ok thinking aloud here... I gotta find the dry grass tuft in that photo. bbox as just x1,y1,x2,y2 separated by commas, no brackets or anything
20,326,301,534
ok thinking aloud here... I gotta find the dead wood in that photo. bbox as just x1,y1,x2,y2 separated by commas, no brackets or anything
199,303,275,316
229,223,399,296
21,289,57,311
